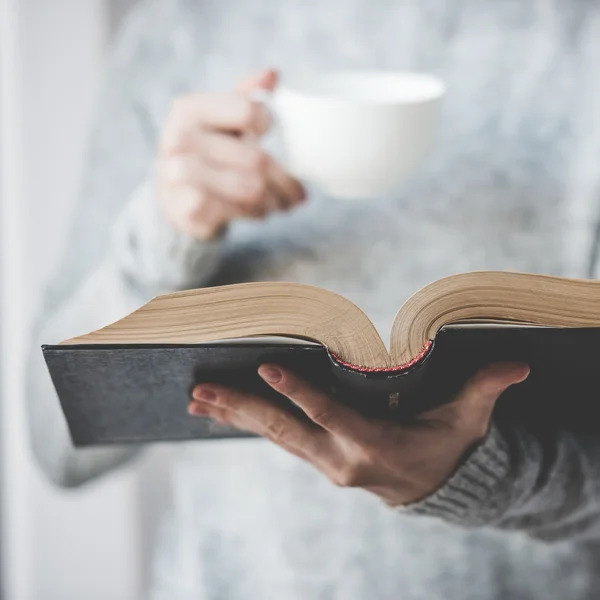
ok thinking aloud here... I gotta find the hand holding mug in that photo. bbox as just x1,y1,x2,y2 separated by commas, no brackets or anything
157,67,446,239
157,69,306,240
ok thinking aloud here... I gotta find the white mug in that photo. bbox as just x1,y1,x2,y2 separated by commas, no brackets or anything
263,70,446,199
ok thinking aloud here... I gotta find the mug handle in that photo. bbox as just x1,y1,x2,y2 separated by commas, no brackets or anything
250,88,275,122
246,89,286,210
247,88,279,149
249,88,301,183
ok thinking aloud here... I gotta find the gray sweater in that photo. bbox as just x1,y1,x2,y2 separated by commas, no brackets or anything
27,1,600,598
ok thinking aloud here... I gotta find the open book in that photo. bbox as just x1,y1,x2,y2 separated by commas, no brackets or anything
44,271,600,445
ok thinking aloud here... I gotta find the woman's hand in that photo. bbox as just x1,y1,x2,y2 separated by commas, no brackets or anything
188,362,529,506
157,69,306,240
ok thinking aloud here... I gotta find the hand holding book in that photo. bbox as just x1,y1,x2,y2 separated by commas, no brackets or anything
189,361,529,505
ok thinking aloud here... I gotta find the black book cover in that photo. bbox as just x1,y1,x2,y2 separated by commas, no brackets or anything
43,326,600,446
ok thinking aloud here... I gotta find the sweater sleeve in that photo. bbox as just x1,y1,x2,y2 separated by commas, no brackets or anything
405,198,600,542
403,420,600,542
25,1,226,488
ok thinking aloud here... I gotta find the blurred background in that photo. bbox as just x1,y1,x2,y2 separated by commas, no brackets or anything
1,1,167,598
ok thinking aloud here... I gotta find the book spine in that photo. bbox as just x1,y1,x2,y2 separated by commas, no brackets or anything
327,346,436,420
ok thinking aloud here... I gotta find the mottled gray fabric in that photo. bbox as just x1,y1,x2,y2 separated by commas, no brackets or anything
27,0,600,598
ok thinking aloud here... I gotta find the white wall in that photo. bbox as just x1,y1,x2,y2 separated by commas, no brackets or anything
2,1,148,598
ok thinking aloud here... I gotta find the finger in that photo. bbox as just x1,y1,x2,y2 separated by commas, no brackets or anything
260,185,285,213
162,184,246,237
199,130,269,174
170,134,293,213
160,154,268,208
189,384,326,459
189,401,312,464
268,159,306,206
163,94,271,151
447,362,530,434
264,182,294,212
258,365,374,440
237,68,279,93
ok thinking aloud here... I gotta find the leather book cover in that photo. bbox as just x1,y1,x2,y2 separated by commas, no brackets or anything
43,326,600,446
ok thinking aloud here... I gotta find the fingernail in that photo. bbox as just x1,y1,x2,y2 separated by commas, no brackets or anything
193,387,217,402
188,403,210,416
259,366,281,383
495,362,530,381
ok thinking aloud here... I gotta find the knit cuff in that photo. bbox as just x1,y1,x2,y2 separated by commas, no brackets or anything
401,423,512,526
112,179,225,296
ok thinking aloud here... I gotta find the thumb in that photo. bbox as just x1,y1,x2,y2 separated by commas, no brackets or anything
456,362,530,430
237,68,278,93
